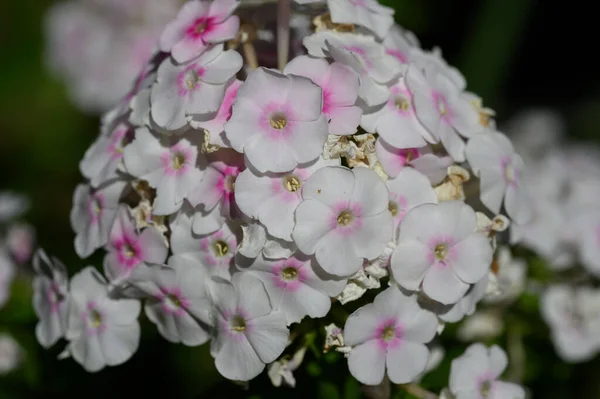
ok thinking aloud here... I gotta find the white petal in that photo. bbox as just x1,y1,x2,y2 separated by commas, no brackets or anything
347,339,386,385
386,341,429,384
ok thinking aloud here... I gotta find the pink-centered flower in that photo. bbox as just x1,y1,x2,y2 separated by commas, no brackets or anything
375,139,450,184
32,249,69,348
243,253,346,324
123,127,202,215
129,263,212,346
188,149,244,235
224,67,329,173
292,166,393,277
169,208,238,280
327,0,395,38
449,344,525,399
284,56,362,136
235,156,339,241
151,45,242,131
6,223,35,265
190,79,242,147
70,180,126,258
209,273,289,381
65,267,141,373
466,130,532,224
159,0,240,63
304,31,402,106
344,286,438,385
103,206,168,283
406,64,481,162
80,122,134,187
390,201,493,305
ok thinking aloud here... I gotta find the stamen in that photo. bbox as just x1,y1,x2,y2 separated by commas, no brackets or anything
213,240,229,257
281,267,299,281
270,113,288,129
284,176,301,192
337,210,353,226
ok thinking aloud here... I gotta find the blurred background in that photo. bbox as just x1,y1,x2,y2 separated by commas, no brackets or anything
1,0,599,397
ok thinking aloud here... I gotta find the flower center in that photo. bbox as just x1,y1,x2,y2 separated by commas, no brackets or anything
89,309,102,328
194,21,207,34
381,326,396,341
122,243,136,259
91,197,102,215
280,266,299,281
394,96,410,111
230,315,246,332
388,201,398,216
504,163,516,183
480,380,492,397
283,175,301,192
269,113,288,129
213,240,229,257
185,70,199,89
437,97,447,115
167,293,181,308
337,210,354,226
225,175,236,192
172,152,186,170
434,243,448,260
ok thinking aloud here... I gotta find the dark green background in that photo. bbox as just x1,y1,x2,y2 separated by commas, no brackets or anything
1,0,600,397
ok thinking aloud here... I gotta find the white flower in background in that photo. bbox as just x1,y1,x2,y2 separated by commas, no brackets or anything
304,32,402,106
391,201,493,305
571,209,600,277
449,344,525,399
103,206,168,282
123,128,202,215
150,45,243,131
32,249,69,348
235,156,339,240
268,346,307,388
410,47,466,91
225,68,329,173
64,267,141,372
0,192,29,223
484,247,526,304
242,253,346,324
344,286,438,385
70,180,126,258
0,334,22,375
283,56,362,136
406,65,480,161
541,285,600,363
6,223,35,264
0,249,15,309
169,208,238,280
466,130,532,224
439,274,488,323
209,273,289,381
128,263,212,346
159,0,240,64
457,311,504,342
327,0,394,38
293,166,392,277
382,25,420,64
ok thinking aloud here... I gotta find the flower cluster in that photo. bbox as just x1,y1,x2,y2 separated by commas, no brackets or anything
35,0,529,394
507,109,600,364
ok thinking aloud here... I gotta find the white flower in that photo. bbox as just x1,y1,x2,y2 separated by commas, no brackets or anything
235,156,339,240
406,64,480,161
268,346,307,388
457,311,504,342
123,128,202,215
128,263,212,346
409,47,466,91
328,0,394,38
0,192,29,222
439,273,489,323
344,286,438,385
224,67,329,173
0,333,22,375
449,343,525,399
466,130,532,224
169,207,238,280
70,180,126,258
571,209,600,277
209,273,289,381
324,323,346,353
304,31,402,106
32,249,69,348
65,267,141,372
243,253,346,324
391,201,493,305
382,25,420,64
103,206,168,283
292,166,393,277
150,45,243,131
541,285,600,363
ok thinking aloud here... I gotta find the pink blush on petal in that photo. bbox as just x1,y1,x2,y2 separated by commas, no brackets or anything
87,192,104,224
185,16,217,41
375,317,404,351
157,287,190,317
114,234,143,270
432,92,453,123
271,258,307,292
386,49,407,64
108,125,131,160
259,103,298,141
328,202,364,237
